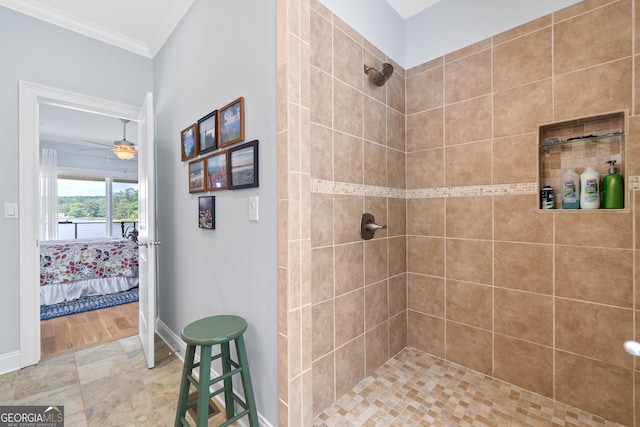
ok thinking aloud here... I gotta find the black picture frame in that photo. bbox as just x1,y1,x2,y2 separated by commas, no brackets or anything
197,110,217,154
198,196,215,229
228,140,259,190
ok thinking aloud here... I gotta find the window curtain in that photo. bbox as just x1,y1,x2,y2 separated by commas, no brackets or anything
40,148,59,240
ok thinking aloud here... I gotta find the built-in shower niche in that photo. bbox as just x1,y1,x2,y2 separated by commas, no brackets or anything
538,111,626,210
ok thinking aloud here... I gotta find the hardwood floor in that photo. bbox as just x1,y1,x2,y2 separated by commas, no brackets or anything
40,302,139,361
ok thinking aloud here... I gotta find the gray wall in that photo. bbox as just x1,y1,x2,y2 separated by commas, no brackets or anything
0,6,153,355
153,0,278,423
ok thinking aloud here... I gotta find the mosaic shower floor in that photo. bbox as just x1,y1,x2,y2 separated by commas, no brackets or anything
313,347,626,427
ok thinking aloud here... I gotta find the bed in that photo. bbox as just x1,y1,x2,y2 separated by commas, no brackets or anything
40,237,139,306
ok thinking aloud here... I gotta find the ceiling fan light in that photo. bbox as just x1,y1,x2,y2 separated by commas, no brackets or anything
114,148,136,160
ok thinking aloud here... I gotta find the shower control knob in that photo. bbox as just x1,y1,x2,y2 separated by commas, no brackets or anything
360,213,387,240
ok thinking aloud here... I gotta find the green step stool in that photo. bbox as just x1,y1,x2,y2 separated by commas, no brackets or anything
174,315,259,427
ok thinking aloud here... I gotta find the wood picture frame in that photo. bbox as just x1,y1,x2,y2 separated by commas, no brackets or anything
197,110,218,154
205,151,229,191
180,123,198,161
198,196,215,229
218,96,244,147
188,158,206,193
228,140,259,190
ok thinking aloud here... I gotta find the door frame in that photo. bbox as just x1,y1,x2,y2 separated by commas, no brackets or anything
19,81,140,367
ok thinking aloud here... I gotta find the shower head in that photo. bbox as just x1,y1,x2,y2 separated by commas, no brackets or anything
364,63,394,87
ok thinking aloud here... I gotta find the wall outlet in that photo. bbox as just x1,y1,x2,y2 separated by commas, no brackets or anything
248,196,259,222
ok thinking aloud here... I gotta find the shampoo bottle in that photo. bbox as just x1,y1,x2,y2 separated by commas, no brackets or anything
561,168,580,209
580,166,600,209
602,160,624,209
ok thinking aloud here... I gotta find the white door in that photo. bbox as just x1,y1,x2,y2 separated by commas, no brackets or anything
137,93,157,368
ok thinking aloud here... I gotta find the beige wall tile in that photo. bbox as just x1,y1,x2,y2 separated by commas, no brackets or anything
388,236,407,277
386,148,406,189
445,322,492,375
553,0,607,22
445,141,492,187
494,195,553,243
494,335,553,398
333,194,363,244
628,115,640,176
310,124,333,181
493,27,552,92
444,50,491,104
494,79,552,138
312,300,334,361
289,308,302,377
334,242,364,297
444,38,491,64
554,0,632,75
387,108,405,152
279,332,288,403
492,133,538,184
365,322,389,376
408,236,444,277
446,280,492,330
407,197,445,237
310,67,332,127
365,280,388,330
406,66,443,114
554,59,632,121
445,196,492,240
494,288,553,346
389,274,407,317
387,65,406,115
407,108,443,152
333,131,363,184
335,290,364,347
494,242,553,294
311,247,334,303
555,245,632,308
493,15,551,45
408,274,444,317
333,15,362,44
556,298,632,368
407,311,444,358
408,56,443,78
387,198,406,237
333,26,362,90
363,96,386,145
335,336,365,398
555,210,632,249
333,79,363,137
555,351,633,426
407,148,444,189
389,312,407,356
364,238,388,286
445,239,492,285
311,193,333,248
363,141,386,187
444,96,492,146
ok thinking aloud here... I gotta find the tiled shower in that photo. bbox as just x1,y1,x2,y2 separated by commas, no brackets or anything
278,0,640,425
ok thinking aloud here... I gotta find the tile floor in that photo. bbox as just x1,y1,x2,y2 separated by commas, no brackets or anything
314,348,627,427
0,337,627,426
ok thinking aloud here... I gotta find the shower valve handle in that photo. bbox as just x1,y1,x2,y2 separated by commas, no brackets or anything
364,222,386,231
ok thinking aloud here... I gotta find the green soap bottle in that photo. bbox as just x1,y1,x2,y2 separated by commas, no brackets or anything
603,160,624,209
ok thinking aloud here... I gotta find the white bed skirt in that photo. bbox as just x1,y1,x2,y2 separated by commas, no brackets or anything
40,277,139,306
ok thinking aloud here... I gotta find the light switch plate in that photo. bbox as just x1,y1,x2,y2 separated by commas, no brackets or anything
248,196,259,221
4,202,18,219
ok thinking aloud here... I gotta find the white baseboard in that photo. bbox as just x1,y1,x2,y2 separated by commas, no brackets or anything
155,319,273,427
0,351,21,376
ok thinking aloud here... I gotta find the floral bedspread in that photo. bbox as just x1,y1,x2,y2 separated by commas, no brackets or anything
40,238,139,286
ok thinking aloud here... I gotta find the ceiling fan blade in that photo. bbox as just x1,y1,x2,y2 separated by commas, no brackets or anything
81,139,113,147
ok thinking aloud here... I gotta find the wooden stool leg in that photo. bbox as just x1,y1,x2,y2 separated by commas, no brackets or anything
197,345,212,427
235,335,259,427
221,342,235,420
174,344,196,427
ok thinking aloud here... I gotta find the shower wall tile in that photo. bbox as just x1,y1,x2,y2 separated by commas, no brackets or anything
406,66,443,114
494,334,553,398
335,289,364,347
494,195,553,243
408,274,445,317
365,281,388,330
312,352,334,417
407,197,444,237
445,239,492,285
493,14,551,48
407,108,443,152
494,242,553,295
363,141,386,187
334,132,363,184
408,236,444,277
335,336,365,398
388,274,407,316
365,322,389,376
334,242,364,297
553,0,631,75
444,96,492,147
310,124,333,181
387,108,405,151
444,38,491,64
388,311,407,356
333,79,363,137
494,288,553,346
311,247,334,303
629,116,640,176
445,322,492,375
445,196,492,240
408,311,444,358
406,148,444,189
444,141,492,187
492,133,538,184
310,67,332,127
555,351,633,426
386,148,406,189
387,236,407,277
333,27,363,90
555,245,633,308
555,210,633,249
387,198,406,237
555,298,632,368
312,300,334,360
387,65,405,115
310,193,333,248
333,194,363,244
493,27,552,92
444,49,491,104
364,239,387,285
493,79,552,138
363,96,386,145
445,280,492,330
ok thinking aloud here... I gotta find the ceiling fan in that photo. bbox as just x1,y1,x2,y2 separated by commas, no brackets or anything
81,118,138,160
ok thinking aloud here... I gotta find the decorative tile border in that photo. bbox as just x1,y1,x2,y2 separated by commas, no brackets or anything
311,179,538,198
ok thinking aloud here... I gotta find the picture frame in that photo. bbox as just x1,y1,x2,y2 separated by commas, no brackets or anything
205,151,229,191
198,196,215,229
197,110,218,154
180,123,198,161
218,96,244,147
188,158,206,193
228,140,259,190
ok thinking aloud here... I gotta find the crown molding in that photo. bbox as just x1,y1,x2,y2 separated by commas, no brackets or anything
147,0,194,57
